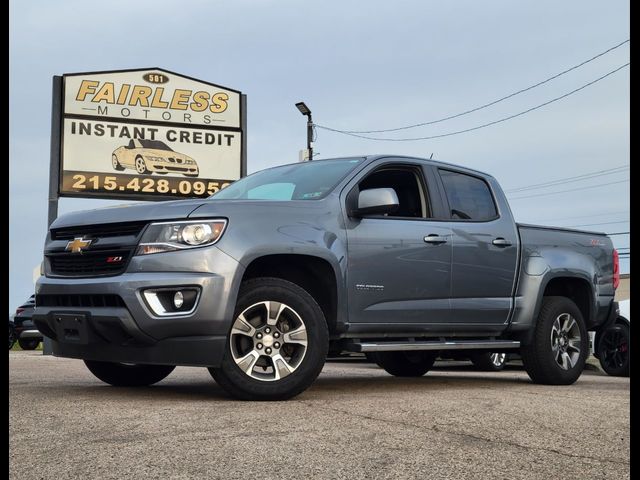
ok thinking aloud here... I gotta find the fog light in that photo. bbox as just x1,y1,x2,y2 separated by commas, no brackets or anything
142,288,200,316
174,291,184,309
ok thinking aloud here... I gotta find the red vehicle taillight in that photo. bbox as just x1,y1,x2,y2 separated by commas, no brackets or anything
15,307,24,315
613,249,620,290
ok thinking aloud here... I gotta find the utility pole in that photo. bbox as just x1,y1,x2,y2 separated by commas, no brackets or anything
295,102,313,161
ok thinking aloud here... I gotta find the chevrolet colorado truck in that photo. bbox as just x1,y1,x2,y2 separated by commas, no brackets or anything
33,155,620,400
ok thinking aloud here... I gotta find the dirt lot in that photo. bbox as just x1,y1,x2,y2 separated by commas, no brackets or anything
9,351,629,479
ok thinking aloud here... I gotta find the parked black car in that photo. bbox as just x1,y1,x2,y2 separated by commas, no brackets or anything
12,295,42,350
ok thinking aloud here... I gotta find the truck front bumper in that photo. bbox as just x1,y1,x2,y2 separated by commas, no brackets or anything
32,247,244,367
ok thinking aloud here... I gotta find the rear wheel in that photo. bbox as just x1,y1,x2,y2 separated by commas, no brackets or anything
18,338,40,350
470,352,506,371
369,351,437,377
521,296,588,385
209,278,328,400
112,154,124,171
597,323,630,377
84,361,175,386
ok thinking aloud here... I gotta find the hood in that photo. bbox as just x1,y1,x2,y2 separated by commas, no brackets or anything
142,148,191,160
50,199,208,229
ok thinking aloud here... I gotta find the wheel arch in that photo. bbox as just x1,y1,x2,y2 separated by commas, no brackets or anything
540,275,594,326
239,253,343,334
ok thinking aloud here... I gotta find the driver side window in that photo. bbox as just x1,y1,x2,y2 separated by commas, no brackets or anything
126,140,135,149
358,165,430,218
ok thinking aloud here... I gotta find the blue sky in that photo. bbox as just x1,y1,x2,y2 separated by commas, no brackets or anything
9,0,629,311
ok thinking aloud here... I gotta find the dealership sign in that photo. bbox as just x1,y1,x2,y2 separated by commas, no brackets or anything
57,68,245,200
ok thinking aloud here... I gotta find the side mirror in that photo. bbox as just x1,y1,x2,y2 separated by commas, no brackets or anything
352,188,399,217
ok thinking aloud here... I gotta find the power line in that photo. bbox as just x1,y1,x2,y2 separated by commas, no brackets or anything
504,165,629,193
508,179,629,200
316,63,630,142
321,39,629,134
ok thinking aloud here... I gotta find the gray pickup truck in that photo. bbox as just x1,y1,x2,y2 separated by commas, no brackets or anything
33,155,620,400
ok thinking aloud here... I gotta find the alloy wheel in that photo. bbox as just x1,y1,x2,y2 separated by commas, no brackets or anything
550,313,581,370
229,301,308,382
600,327,629,371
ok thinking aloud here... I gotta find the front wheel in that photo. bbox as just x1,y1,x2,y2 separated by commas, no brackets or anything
135,156,150,174
597,323,630,377
84,361,175,386
209,277,329,400
369,351,437,377
18,338,40,350
521,296,588,385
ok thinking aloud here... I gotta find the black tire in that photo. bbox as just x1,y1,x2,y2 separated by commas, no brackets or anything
470,352,506,371
209,277,329,401
8,325,16,350
521,296,588,385
597,323,630,377
112,154,125,171
18,338,40,350
368,351,437,377
84,361,175,387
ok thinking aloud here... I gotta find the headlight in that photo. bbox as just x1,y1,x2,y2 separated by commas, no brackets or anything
136,220,227,255
185,159,195,165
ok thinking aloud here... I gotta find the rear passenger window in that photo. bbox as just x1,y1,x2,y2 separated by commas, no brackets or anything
439,169,497,221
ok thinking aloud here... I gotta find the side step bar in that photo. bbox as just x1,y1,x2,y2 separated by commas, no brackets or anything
345,339,521,353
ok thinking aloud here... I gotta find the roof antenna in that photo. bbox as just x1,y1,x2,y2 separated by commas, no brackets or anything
429,153,434,159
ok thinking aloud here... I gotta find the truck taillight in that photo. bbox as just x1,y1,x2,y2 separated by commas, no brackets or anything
613,249,620,290
15,307,24,315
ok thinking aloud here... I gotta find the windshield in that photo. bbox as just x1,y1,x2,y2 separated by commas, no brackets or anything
211,158,364,201
139,140,173,151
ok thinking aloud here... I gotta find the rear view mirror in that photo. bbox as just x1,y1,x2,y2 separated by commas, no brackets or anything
352,188,399,217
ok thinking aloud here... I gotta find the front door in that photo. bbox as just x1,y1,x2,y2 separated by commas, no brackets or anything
344,162,453,327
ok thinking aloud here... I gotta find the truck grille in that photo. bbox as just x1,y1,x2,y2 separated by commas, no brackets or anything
48,249,133,277
51,221,146,240
36,294,126,308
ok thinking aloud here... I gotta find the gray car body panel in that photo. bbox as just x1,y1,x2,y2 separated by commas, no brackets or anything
33,155,616,367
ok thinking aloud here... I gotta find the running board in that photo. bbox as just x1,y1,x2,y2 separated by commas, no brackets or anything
345,339,521,353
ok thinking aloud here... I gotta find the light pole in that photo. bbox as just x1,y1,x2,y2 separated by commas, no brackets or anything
295,101,313,161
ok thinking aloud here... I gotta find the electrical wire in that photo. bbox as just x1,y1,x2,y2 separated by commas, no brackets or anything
316,63,630,142
504,166,629,193
508,179,629,200
320,39,629,134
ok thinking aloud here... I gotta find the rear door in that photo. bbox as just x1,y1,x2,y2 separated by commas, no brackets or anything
342,159,453,328
435,168,519,326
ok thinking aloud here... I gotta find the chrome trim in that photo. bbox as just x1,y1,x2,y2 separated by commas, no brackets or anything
141,287,201,317
352,340,521,352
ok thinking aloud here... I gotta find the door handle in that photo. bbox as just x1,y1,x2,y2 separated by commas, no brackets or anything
492,237,512,247
424,234,447,245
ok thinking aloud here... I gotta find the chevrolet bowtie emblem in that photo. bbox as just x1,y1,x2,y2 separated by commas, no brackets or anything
66,237,93,253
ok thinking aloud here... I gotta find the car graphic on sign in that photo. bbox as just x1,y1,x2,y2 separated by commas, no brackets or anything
112,139,199,177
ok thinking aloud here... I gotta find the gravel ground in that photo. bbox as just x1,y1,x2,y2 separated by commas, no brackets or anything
9,351,629,479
